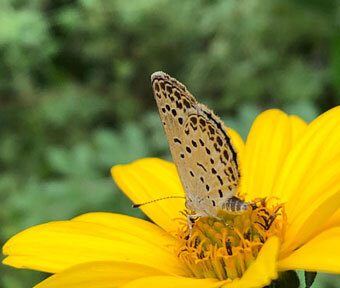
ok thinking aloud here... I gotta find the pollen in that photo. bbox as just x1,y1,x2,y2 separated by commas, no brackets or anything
174,198,286,280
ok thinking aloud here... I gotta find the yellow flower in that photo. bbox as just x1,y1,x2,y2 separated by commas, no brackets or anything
3,107,340,288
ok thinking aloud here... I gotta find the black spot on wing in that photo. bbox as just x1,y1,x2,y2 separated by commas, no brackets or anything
190,117,197,125
216,136,223,146
183,99,191,108
199,119,206,127
174,90,181,99
223,150,229,161
217,175,223,185
176,101,183,109
208,126,215,135
201,110,239,170
214,143,221,152
197,162,207,172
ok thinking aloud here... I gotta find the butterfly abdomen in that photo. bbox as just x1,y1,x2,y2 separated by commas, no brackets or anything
222,196,248,214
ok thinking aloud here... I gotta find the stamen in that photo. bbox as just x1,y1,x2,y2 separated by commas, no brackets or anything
174,197,286,280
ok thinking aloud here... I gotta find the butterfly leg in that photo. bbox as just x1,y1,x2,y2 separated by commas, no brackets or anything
255,204,283,230
266,204,284,230
249,197,266,210
187,214,201,237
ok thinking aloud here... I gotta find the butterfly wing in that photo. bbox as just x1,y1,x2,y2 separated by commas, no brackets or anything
151,71,240,217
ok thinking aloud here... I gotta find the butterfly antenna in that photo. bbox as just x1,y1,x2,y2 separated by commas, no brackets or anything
132,196,185,208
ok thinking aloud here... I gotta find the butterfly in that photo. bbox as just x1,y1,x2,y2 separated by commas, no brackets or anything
151,71,248,225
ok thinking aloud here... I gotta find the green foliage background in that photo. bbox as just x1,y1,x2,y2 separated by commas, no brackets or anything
0,0,339,287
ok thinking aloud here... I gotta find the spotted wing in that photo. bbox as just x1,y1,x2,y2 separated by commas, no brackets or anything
151,71,240,216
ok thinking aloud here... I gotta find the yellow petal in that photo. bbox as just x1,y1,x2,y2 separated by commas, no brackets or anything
226,127,245,164
223,237,280,288
3,213,187,276
122,237,279,288
323,208,340,231
289,115,307,145
274,106,340,204
122,276,221,288
280,156,340,254
112,158,185,232
34,261,170,288
71,212,173,249
242,110,293,200
278,227,340,274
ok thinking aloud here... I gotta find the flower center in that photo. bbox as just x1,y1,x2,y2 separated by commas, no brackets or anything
175,197,286,280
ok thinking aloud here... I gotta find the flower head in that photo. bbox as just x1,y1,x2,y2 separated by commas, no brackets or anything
3,108,340,287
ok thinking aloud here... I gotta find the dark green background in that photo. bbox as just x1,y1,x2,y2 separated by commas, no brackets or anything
0,0,340,287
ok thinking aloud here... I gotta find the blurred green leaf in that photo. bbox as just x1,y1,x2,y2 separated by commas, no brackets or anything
267,271,300,288
305,271,317,288
330,34,340,101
